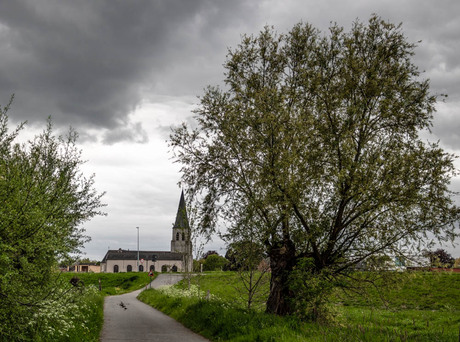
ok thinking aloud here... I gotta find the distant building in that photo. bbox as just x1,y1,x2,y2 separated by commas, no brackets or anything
100,191,193,273
66,262,101,273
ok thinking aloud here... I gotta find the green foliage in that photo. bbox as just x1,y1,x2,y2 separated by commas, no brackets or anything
0,98,105,340
35,287,104,342
455,258,460,268
170,15,460,316
202,254,228,271
201,250,218,259
423,249,455,268
0,277,104,342
224,240,265,271
77,257,101,265
288,258,336,322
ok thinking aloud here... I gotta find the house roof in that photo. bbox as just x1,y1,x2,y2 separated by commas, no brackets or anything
173,190,190,230
101,249,184,263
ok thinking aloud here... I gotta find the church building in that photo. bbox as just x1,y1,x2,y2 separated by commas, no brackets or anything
100,191,193,273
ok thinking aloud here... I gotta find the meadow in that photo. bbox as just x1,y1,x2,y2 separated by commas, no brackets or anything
138,271,460,341
60,271,153,295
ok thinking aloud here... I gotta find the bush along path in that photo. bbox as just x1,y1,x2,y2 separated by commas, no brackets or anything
99,273,209,342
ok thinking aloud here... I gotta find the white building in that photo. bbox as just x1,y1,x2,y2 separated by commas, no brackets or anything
100,191,193,273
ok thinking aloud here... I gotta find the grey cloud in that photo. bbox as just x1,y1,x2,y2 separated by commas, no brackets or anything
386,1,460,100
155,124,174,141
0,0,249,141
1,0,460,147
430,101,460,150
102,121,149,145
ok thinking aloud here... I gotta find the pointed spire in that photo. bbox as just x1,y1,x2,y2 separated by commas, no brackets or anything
173,190,189,229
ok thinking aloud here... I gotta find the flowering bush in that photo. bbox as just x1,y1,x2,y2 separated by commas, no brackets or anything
0,278,103,341
29,284,100,340
157,284,219,301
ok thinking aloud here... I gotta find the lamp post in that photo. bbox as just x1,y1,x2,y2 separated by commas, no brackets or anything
136,226,139,272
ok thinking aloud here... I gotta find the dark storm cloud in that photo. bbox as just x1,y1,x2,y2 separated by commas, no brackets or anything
0,0,251,142
1,0,459,147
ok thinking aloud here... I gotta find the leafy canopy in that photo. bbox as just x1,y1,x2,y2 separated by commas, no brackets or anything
171,16,460,315
0,97,105,338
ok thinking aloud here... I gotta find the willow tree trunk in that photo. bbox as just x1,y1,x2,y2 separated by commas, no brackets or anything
265,239,297,315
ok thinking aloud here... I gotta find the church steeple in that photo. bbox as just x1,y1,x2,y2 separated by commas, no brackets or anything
173,190,189,230
171,191,191,256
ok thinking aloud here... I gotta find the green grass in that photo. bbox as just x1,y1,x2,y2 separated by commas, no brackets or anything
178,272,257,300
60,271,154,295
177,271,270,310
138,288,304,341
334,307,459,341
138,271,460,341
339,271,460,311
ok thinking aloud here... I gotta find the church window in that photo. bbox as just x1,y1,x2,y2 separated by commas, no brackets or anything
127,265,132,272
182,233,185,241
113,265,119,273
176,232,180,241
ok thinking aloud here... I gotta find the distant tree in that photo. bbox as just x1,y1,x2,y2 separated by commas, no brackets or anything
224,240,265,271
78,257,100,265
0,97,105,338
171,16,460,317
224,245,242,271
202,254,228,271
423,249,455,267
201,250,219,259
454,258,460,269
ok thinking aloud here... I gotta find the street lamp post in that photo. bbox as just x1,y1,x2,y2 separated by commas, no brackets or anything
136,226,139,272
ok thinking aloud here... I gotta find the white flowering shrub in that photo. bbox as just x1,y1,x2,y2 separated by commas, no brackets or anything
157,284,220,301
15,281,102,342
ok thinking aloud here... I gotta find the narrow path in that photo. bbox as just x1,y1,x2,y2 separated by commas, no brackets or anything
100,274,209,342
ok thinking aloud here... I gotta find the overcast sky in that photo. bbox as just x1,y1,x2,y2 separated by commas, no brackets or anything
1,0,459,260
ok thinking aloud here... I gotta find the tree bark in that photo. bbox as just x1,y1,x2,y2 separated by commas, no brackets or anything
265,238,297,315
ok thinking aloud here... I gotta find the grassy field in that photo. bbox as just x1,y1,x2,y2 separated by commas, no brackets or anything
138,271,460,341
60,271,153,295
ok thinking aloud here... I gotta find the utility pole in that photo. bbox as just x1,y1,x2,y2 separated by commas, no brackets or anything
136,226,139,271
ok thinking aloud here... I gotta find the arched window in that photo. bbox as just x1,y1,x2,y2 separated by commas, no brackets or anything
127,265,132,272
182,233,185,241
150,265,155,272
171,265,178,272
139,265,144,272
176,232,180,241
161,265,167,272
113,265,119,273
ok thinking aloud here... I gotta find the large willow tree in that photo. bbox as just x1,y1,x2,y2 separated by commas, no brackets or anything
170,16,459,316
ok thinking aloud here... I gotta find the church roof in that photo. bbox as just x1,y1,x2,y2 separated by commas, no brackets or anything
173,190,190,229
101,249,183,262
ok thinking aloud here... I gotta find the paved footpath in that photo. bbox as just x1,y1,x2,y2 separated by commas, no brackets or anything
100,273,209,342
